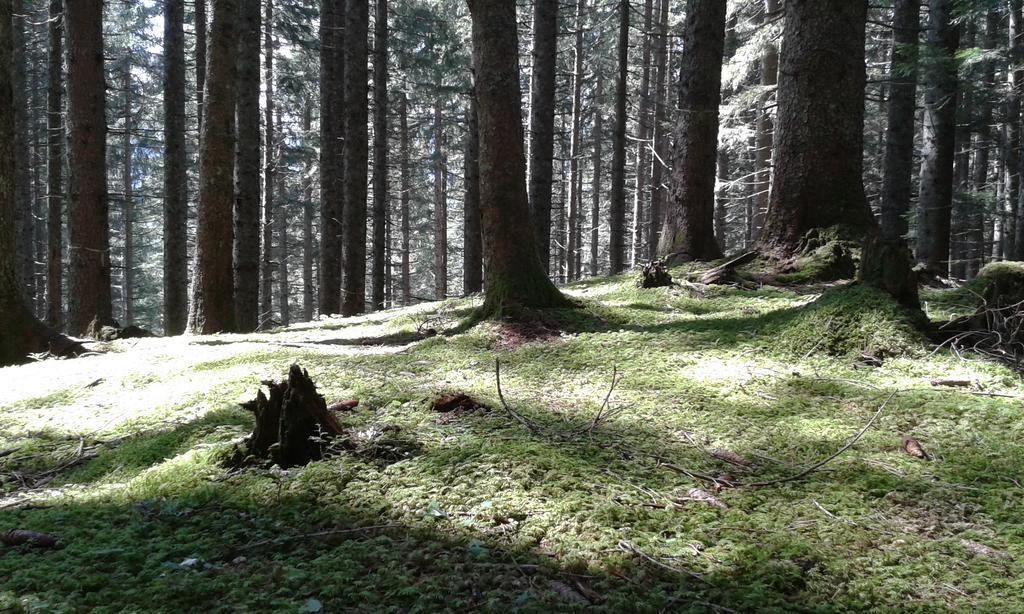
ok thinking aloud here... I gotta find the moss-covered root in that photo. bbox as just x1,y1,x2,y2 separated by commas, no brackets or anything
478,266,575,320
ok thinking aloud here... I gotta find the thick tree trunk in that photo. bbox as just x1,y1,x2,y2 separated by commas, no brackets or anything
916,0,959,274
657,0,725,263
188,0,239,334
302,102,314,321
371,0,388,311
66,0,113,336
196,0,206,135
751,0,779,239
591,72,603,277
399,91,411,305
567,0,585,281
46,0,63,330
630,0,654,267
527,0,558,273
164,0,188,335
647,0,669,260
464,87,483,294
319,0,344,316
342,0,369,316
880,0,920,241
432,97,448,300
609,0,628,273
0,2,82,366
233,0,261,332
467,0,571,317
757,0,875,256
261,0,276,325
121,63,134,325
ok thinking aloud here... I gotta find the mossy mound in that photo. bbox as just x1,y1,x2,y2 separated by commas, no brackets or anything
774,227,861,284
763,285,926,357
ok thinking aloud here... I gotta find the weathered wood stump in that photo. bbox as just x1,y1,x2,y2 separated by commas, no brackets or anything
638,259,673,288
241,364,343,468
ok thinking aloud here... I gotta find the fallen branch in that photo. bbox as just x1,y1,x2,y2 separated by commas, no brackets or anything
586,366,621,436
617,540,708,583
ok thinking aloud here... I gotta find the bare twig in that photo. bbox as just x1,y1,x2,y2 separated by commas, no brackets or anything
587,366,621,436
618,540,708,583
494,359,541,434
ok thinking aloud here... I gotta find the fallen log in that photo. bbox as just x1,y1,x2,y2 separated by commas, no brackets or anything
697,251,758,285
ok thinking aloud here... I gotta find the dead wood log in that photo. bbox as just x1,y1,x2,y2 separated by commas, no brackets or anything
638,259,673,288
697,251,757,285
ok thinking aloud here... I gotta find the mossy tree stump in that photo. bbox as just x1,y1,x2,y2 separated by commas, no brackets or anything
241,364,343,468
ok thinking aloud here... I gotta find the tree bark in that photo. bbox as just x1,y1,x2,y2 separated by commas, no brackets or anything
467,0,571,316
1006,1,1022,258
657,0,725,263
647,0,669,260
464,86,483,294
399,91,411,305
567,0,586,280
0,1,82,366
757,0,875,256
527,0,558,273
12,0,33,305
915,0,959,274
196,0,206,135
432,97,448,300
233,0,261,332
276,105,289,327
188,0,239,334
591,72,603,277
121,62,134,326
371,0,388,311
261,0,276,325
319,0,345,315
46,0,63,330
630,0,654,267
969,9,998,277
751,0,779,240
302,101,314,321
609,0,628,273
880,0,920,241
342,0,369,316
715,148,728,251
66,0,112,336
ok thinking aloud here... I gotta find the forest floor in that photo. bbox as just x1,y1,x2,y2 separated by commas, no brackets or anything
1,268,1022,612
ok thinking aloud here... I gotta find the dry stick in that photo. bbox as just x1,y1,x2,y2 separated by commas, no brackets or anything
587,365,621,435
739,390,898,488
617,540,708,584
233,524,399,552
494,359,541,434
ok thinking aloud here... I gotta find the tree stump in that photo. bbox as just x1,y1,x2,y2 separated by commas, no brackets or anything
638,259,673,288
241,364,343,468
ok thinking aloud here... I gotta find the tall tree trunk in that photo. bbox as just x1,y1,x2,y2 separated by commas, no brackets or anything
46,0,63,330
164,0,188,335
1006,1,1022,258
233,0,261,332
630,0,654,267
916,0,959,274
567,0,585,280
261,0,276,324
319,0,344,315
342,0,369,316
467,0,571,316
758,0,875,256
302,101,314,321
432,96,448,300
528,0,558,272
464,86,483,294
751,0,779,240
647,0,669,260
880,0,920,241
12,0,33,304
122,62,134,325
371,0,388,311
399,90,411,305
275,106,288,326
970,9,998,276
66,0,112,335
609,0,628,273
196,0,206,135
188,0,239,334
0,1,80,366
657,0,725,263
951,21,975,278
591,72,603,277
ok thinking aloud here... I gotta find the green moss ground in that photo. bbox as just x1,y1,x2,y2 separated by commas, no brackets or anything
1,272,1022,612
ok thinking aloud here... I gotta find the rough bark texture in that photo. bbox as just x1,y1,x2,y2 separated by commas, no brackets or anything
121,63,134,325
915,0,959,274
196,0,206,135
12,0,33,305
342,0,369,316
399,91,411,305
463,88,483,294
233,0,261,333
188,0,239,334
371,0,388,311
467,0,571,317
261,0,276,325
880,0,920,241
1009,1,1023,258
163,0,188,335
319,0,344,315
0,2,81,366
46,0,64,330
66,0,113,336
432,97,448,300
302,102,314,321
528,0,558,273
657,0,725,264
567,0,586,281
647,0,669,260
757,0,875,256
609,0,628,273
